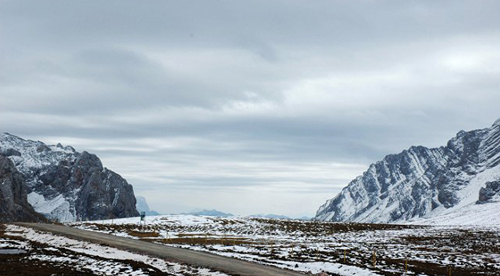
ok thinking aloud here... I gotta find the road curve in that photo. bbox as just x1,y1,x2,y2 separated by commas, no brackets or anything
17,223,307,276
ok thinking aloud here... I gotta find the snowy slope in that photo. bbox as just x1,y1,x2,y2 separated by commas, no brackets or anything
409,201,500,225
316,119,500,224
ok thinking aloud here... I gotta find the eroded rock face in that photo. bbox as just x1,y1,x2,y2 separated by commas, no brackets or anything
0,155,45,222
0,133,139,222
478,181,500,203
316,119,500,223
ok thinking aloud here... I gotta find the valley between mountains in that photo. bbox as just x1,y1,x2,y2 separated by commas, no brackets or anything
1,120,500,276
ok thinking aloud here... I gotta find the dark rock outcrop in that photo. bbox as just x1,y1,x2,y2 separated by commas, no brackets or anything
478,181,500,203
0,155,45,222
38,151,139,221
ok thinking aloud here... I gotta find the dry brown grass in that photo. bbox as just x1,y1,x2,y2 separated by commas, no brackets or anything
382,258,498,276
128,230,160,238
76,219,499,276
159,237,253,246
250,218,420,236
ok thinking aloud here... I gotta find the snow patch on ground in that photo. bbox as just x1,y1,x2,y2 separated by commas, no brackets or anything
73,214,500,276
6,224,230,276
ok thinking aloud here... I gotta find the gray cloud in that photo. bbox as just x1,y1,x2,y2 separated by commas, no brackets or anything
1,0,500,216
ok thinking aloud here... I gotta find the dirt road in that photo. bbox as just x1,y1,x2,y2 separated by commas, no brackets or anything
18,223,307,276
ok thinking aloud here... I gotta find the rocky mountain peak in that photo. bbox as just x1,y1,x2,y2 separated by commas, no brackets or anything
0,133,139,222
75,151,103,170
315,119,500,224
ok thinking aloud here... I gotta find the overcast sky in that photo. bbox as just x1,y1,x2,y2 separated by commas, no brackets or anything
1,0,500,217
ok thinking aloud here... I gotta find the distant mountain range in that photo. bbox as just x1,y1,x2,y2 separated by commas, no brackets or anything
315,119,500,225
182,210,311,220
184,209,234,217
248,214,312,220
135,196,161,216
247,214,290,219
0,133,139,222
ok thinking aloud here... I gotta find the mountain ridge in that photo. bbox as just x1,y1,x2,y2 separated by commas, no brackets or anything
315,119,500,224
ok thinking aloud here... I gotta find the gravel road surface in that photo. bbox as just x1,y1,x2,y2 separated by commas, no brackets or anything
18,223,308,276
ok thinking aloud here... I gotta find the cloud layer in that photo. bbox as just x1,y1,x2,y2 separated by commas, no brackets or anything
1,0,500,216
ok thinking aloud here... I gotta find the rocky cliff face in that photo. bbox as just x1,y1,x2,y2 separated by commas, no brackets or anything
315,119,500,223
0,155,45,222
0,133,139,222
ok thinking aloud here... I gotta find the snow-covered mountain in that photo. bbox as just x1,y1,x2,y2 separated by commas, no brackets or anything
315,119,500,224
0,133,139,222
